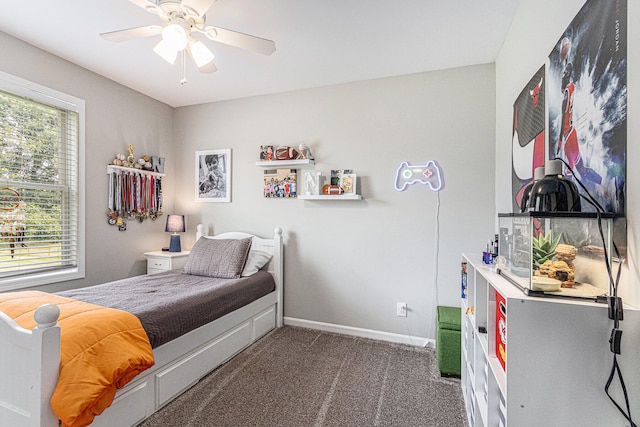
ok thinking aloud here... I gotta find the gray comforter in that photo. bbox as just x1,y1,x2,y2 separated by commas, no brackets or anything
58,270,275,348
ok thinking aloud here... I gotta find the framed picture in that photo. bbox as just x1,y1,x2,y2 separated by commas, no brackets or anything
196,149,231,202
263,169,297,198
339,173,356,194
259,145,274,161
331,169,353,186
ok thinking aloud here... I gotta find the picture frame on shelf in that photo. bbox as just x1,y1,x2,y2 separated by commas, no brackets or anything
259,145,273,161
331,169,353,186
263,169,297,198
339,173,356,194
196,149,231,203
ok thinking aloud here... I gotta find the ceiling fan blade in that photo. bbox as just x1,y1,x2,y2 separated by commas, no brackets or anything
206,26,276,55
100,25,163,42
182,0,217,17
126,0,164,15
187,38,217,73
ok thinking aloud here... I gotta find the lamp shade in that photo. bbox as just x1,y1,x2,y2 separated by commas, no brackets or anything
165,215,185,253
165,215,185,233
520,166,546,212
153,39,178,64
161,23,188,51
528,160,581,212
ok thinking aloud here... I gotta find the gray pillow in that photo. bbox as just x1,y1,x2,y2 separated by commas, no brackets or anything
184,237,252,279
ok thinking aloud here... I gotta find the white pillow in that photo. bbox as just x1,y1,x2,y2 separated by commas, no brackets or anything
241,250,272,276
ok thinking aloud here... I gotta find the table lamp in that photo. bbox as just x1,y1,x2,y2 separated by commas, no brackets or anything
165,214,185,252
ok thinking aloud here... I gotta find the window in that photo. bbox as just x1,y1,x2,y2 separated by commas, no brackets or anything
0,72,85,290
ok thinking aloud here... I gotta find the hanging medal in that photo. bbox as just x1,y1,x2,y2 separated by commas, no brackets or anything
149,175,157,221
107,171,117,225
119,172,128,231
118,171,124,227
128,172,135,219
156,176,163,219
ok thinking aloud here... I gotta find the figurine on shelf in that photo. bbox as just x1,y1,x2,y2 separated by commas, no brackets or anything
275,146,298,160
322,184,343,195
110,152,159,170
127,144,135,166
296,144,313,160
112,153,125,166
142,155,153,170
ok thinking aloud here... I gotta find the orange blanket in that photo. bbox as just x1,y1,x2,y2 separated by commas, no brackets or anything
0,291,155,427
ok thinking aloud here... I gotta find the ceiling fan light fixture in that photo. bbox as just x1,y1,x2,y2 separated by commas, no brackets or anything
153,39,178,64
189,39,215,67
162,23,188,51
101,0,275,76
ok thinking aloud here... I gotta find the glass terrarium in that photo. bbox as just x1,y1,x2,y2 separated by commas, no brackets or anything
497,212,613,300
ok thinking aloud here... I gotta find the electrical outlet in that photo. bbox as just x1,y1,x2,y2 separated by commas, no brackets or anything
397,302,407,317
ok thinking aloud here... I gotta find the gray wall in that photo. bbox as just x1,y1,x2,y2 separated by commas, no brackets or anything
174,65,496,340
0,31,176,292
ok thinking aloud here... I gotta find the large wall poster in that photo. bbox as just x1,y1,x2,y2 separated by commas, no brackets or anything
548,0,627,215
512,66,546,212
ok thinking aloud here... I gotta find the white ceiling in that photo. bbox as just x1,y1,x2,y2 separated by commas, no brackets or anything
0,0,522,108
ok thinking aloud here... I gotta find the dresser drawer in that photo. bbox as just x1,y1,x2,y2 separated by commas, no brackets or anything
144,251,190,274
147,257,170,271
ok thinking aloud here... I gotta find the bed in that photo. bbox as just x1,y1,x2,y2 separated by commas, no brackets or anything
0,225,284,427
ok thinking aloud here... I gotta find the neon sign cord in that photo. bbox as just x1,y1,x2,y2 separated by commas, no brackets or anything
426,191,442,343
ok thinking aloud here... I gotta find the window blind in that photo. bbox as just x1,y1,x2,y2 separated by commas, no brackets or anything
0,85,81,284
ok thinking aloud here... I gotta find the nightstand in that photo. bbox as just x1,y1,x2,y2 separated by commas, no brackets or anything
144,251,191,274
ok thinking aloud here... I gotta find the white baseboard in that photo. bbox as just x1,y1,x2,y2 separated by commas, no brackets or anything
284,317,435,348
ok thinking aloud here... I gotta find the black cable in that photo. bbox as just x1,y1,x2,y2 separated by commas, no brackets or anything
578,194,621,308
556,158,634,425
605,355,637,427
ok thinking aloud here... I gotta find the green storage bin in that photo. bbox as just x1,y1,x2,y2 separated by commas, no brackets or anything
436,306,461,376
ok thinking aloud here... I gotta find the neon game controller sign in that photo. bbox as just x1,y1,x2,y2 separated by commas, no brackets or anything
394,160,443,192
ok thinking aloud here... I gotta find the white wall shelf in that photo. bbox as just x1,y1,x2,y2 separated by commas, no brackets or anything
256,155,362,201
106,164,165,177
298,194,362,200
256,156,362,200
255,159,314,167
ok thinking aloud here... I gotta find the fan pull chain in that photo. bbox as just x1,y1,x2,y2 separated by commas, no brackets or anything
180,50,187,85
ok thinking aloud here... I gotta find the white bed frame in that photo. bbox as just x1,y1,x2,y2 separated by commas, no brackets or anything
0,225,284,427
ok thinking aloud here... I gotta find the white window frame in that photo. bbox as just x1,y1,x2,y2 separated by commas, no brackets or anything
0,71,85,290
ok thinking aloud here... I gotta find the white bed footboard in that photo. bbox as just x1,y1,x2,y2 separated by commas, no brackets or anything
0,304,60,427
0,225,283,427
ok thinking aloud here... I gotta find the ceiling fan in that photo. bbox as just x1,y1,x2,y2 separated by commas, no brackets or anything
100,0,276,78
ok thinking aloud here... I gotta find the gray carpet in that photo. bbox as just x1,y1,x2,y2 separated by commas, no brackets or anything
140,326,468,427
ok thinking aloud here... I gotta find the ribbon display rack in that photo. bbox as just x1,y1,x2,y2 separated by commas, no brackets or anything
106,165,165,231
